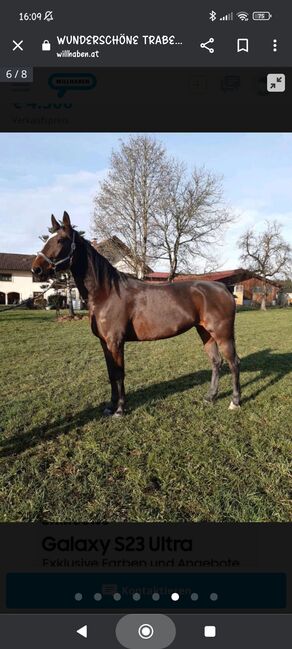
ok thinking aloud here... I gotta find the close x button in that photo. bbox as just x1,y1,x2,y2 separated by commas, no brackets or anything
115,614,176,649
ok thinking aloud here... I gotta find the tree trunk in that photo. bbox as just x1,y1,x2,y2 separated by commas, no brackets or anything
260,281,268,310
168,266,176,282
168,253,177,282
68,290,75,317
66,276,75,317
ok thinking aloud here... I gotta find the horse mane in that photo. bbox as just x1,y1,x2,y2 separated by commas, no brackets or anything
83,236,128,290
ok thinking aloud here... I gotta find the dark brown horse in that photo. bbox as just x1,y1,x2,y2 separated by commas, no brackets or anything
32,212,241,416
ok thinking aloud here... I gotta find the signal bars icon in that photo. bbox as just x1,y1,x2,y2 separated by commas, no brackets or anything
220,11,234,21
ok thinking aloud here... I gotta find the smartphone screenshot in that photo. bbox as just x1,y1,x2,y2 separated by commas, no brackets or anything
0,1,291,647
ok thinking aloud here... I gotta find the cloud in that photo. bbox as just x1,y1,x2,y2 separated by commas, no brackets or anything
0,169,106,253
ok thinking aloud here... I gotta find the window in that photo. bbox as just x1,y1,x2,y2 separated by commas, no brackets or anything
0,273,12,281
7,292,20,304
253,285,264,294
253,285,272,294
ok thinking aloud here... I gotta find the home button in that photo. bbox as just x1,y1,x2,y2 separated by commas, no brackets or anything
138,624,154,639
116,614,176,649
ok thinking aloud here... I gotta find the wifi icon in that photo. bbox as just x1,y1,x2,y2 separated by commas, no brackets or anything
237,11,249,21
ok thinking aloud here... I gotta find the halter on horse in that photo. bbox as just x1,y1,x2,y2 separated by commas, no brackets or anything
32,212,241,416
36,230,76,270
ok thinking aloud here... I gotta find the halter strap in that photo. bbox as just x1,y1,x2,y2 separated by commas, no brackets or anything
37,231,76,270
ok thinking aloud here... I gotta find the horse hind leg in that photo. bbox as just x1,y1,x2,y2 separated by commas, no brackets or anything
217,336,241,410
196,325,222,404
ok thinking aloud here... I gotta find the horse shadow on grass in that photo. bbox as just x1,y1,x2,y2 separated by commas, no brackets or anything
128,347,292,408
0,406,103,458
0,370,211,458
234,348,292,405
1,348,291,458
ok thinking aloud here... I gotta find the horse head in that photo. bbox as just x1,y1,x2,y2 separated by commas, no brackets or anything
31,211,76,279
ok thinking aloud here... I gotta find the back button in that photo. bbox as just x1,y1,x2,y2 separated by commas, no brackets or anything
76,625,88,638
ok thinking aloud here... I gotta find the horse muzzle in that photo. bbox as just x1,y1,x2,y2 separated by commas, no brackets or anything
31,265,43,276
31,257,54,280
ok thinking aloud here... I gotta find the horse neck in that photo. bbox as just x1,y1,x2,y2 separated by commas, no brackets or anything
70,236,114,301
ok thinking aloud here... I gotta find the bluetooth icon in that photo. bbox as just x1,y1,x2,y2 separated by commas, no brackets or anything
209,10,217,21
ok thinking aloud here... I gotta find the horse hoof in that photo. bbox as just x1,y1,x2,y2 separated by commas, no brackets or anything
203,395,215,404
103,406,114,416
112,410,124,418
228,401,241,410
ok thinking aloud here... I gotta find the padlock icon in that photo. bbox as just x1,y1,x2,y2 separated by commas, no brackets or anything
42,39,51,51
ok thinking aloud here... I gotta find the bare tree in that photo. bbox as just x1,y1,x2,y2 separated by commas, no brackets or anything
92,135,169,278
238,220,292,310
152,164,233,281
92,137,233,280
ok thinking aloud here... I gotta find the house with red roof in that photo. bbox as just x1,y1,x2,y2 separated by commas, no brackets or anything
145,269,281,306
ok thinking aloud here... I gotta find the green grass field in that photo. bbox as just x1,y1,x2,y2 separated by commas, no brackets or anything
0,309,291,523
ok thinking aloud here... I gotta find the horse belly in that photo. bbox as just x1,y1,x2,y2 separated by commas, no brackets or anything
131,307,196,341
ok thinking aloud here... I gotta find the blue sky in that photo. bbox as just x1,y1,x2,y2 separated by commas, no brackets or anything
0,132,291,271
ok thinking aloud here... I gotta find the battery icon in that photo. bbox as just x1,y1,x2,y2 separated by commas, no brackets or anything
252,11,272,20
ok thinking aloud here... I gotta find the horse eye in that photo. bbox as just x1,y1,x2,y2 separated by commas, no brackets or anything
57,238,63,243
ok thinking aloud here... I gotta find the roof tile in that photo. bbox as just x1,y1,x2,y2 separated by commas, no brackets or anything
0,253,35,272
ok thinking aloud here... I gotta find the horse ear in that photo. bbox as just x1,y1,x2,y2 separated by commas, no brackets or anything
63,211,71,229
51,214,60,231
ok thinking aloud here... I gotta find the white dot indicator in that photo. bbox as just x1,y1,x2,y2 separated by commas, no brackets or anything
138,624,154,639
171,592,180,601
204,625,216,638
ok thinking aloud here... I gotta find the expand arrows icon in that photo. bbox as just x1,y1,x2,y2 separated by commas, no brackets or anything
77,625,88,638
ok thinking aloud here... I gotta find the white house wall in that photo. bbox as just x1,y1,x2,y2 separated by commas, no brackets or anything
115,256,144,278
115,258,134,273
0,252,139,306
0,270,55,304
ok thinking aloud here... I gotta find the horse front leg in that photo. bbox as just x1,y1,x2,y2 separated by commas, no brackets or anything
100,339,125,417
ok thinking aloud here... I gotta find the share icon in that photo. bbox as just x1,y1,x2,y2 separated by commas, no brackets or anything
200,38,215,54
